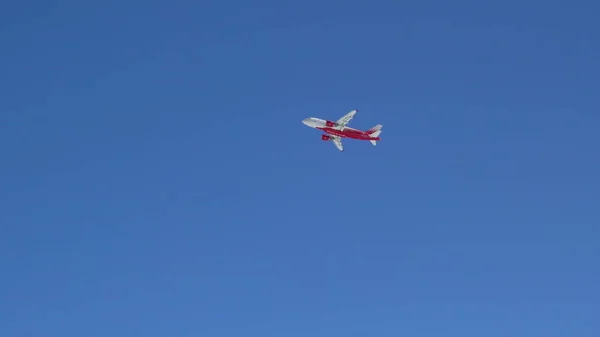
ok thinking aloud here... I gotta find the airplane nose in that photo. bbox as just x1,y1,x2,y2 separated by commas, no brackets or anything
302,118,311,126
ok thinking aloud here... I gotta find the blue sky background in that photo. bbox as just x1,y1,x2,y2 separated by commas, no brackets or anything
1,0,599,336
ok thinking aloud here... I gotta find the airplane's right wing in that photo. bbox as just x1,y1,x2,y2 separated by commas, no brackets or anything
335,110,357,130
331,136,344,151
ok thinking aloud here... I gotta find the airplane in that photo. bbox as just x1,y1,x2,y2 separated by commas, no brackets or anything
301,109,382,151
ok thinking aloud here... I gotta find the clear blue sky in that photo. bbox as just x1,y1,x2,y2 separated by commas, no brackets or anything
1,0,599,336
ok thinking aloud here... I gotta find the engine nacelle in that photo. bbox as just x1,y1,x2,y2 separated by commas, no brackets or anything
321,134,330,141
325,120,335,127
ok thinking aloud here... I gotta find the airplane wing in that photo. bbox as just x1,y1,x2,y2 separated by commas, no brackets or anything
335,109,357,130
331,136,344,151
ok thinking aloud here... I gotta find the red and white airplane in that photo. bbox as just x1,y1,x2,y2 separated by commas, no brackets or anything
302,109,382,151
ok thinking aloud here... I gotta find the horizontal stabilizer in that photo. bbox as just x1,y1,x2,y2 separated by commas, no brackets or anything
369,129,381,146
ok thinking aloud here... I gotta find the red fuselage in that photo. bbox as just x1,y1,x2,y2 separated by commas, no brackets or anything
317,125,380,141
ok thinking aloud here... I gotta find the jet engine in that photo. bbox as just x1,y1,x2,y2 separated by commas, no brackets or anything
321,135,330,141
325,120,335,127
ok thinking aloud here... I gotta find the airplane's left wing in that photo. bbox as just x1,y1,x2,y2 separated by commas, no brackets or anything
331,136,344,151
335,109,357,130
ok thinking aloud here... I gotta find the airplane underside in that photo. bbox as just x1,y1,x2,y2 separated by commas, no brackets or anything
319,128,380,152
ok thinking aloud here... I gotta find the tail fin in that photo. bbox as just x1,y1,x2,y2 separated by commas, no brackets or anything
367,125,382,146
367,124,382,134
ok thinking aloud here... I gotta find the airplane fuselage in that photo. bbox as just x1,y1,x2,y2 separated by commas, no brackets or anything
302,117,380,141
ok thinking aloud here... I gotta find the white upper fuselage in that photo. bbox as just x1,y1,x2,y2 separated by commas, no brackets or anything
302,117,370,139
302,117,327,128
